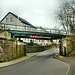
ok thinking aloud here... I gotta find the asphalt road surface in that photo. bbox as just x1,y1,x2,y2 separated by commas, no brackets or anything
0,48,69,75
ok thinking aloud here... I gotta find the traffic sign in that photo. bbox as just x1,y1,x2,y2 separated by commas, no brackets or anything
55,49,59,56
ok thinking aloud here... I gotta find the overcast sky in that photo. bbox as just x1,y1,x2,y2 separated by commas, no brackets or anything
0,0,63,28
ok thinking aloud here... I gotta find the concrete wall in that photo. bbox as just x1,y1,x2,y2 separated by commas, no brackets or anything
60,36,75,56
0,31,11,39
26,45,52,53
0,37,53,61
26,46,44,53
68,36,75,50
0,38,26,62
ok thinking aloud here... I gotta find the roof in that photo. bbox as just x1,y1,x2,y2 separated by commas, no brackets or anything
0,12,37,29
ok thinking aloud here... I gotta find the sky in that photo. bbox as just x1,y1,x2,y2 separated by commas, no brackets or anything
0,0,63,28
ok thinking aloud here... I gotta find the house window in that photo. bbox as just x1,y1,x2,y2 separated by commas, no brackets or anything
10,17,13,22
6,18,9,22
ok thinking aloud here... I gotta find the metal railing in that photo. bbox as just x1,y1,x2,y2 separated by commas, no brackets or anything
0,23,66,35
36,26,66,35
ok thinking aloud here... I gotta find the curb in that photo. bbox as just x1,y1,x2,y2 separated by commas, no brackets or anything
0,48,56,68
54,57,70,75
66,63,70,75
0,55,36,68
60,60,70,75
43,48,56,52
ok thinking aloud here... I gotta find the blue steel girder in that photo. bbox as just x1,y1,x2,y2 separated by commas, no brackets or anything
8,30,66,39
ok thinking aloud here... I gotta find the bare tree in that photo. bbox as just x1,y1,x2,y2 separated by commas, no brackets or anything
56,0,75,35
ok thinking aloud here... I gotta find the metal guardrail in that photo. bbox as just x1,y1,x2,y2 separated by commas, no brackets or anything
36,26,66,35
0,23,66,35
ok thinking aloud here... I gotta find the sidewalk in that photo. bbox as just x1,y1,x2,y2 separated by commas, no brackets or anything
0,53,40,68
0,48,55,68
56,56,75,75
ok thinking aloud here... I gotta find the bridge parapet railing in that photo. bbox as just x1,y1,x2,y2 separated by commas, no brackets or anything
0,23,66,35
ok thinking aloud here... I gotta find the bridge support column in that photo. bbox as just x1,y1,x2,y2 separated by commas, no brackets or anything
11,34,15,38
51,39,53,44
18,38,21,41
13,36,15,38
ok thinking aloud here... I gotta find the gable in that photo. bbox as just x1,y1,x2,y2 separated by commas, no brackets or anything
1,13,21,24
0,12,37,29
